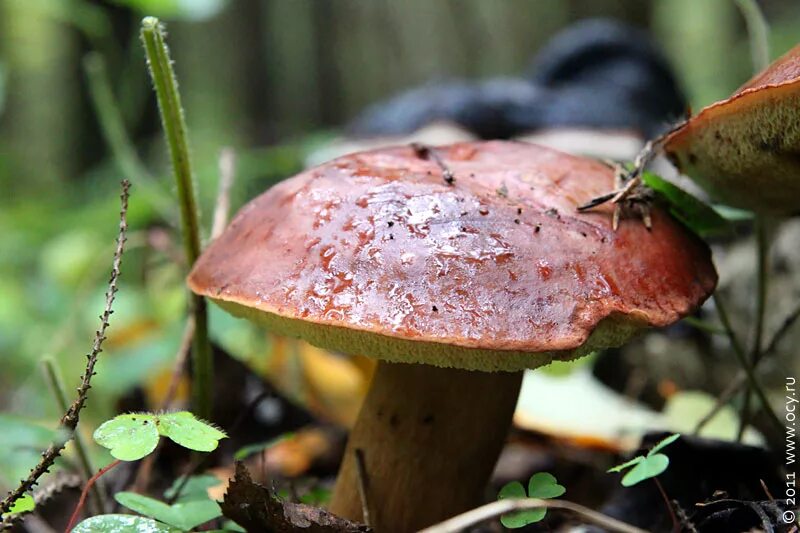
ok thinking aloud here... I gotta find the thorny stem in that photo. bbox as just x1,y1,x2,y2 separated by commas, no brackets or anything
65,460,122,532
141,17,213,420
41,358,106,516
82,52,173,220
0,181,129,523
713,294,783,433
417,498,647,533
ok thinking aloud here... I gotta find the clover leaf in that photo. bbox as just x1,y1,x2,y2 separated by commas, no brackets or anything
93,414,159,461
157,411,226,452
608,433,680,487
527,472,566,499
497,472,565,528
94,411,227,461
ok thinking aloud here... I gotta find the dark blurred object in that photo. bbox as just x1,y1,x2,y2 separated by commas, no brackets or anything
527,18,685,137
347,18,685,140
596,432,785,532
691,499,788,533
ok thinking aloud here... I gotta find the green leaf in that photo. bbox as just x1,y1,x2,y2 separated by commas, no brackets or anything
607,456,643,473
157,411,227,452
115,492,175,525
169,500,223,530
621,454,670,487
71,514,180,532
641,171,731,237
497,481,526,500
164,474,221,502
7,494,35,515
527,472,566,499
93,414,159,461
648,433,681,456
497,481,543,528
116,491,222,530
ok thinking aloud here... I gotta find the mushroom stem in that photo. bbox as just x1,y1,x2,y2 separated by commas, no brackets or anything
329,361,523,532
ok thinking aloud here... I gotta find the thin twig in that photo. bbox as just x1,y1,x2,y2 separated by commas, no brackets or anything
65,460,122,532
675,503,699,533
714,294,783,433
212,148,236,240
696,298,799,433
654,478,679,533
141,17,213,420
682,315,727,337
40,358,106,515
694,373,747,434
764,300,800,357
417,498,647,533
0,180,129,521
411,143,455,185
353,448,371,527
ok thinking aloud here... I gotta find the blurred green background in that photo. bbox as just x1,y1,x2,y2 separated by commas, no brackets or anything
1,0,799,486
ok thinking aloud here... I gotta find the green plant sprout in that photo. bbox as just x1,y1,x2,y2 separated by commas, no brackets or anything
93,411,227,461
607,433,680,487
68,412,228,532
496,472,566,528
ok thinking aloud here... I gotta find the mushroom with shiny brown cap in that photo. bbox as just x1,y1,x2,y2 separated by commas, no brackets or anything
188,140,716,531
663,43,800,215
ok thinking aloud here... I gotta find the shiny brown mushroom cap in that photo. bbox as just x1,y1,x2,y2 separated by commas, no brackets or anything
189,141,716,371
663,43,800,214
